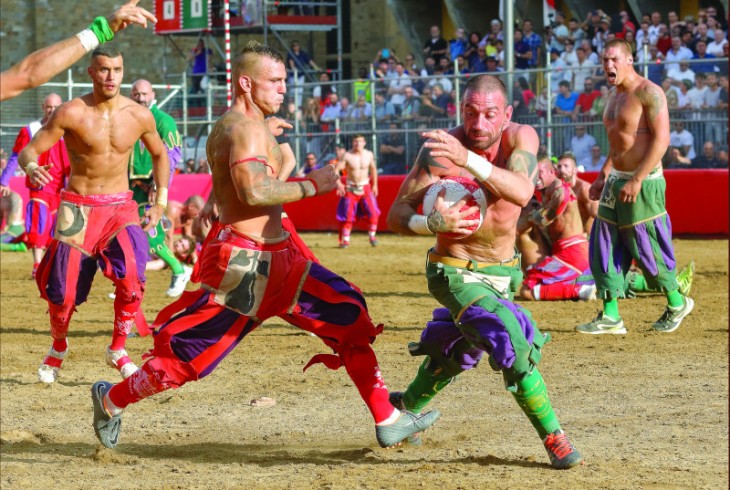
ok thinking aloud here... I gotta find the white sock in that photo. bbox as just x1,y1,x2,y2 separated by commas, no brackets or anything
376,408,401,426
532,284,541,301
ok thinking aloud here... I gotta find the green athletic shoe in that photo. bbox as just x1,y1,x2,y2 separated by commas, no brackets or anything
543,429,584,469
676,261,695,296
652,296,694,333
576,312,627,335
375,409,440,448
91,381,122,449
388,392,422,446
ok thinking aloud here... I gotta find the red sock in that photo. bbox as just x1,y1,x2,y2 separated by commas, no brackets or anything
340,344,395,423
52,338,68,352
108,364,166,409
540,283,581,300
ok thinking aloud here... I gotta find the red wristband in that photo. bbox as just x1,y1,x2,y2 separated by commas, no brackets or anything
306,178,319,195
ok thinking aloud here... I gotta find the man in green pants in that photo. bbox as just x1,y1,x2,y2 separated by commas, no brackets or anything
387,75,582,469
129,79,191,297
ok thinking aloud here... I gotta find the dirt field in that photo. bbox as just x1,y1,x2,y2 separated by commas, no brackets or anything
0,234,727,489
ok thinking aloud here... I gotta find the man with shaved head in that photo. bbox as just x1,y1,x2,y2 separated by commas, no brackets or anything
128,78,190,297
577,39,693,335
387,74,583,469
0,93,71,276
90,41,440,451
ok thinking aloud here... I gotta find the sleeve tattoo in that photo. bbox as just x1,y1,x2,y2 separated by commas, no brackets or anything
506,149,538,184
637,84,666,121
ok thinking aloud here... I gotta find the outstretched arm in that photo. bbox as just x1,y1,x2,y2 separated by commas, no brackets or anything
0,1,156,101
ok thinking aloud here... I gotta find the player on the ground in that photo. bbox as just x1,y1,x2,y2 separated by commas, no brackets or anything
554,152,598,235
0,94,71,277
18,46,169,383
334,135,381,248
517,155,596,301
387,74,583,469
0,190,27,251
128,79,191,297
576,39,694,335
89,41,439,450
0,1,156,101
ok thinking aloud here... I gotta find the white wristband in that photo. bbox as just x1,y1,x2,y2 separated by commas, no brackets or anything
24,162,39,177
155,187,168,208
465,150,493,181
408,214,433,235
76,29,100,53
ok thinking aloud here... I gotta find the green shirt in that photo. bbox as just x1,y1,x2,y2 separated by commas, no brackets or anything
128,104,181,180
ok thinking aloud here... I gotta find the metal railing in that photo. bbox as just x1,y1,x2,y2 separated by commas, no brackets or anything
1,56,727,175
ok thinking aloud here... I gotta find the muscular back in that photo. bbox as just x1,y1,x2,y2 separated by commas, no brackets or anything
603,78,668,171
206,112,284,237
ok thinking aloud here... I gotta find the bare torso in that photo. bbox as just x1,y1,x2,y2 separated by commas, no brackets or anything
543,181,584,243
603,78,660,172
206,112,284,238
60,94,153,195
434,125,524,262
572,177,596,234
344,149,374,185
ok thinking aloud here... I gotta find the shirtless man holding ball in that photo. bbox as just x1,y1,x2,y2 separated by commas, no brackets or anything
387,74,583,469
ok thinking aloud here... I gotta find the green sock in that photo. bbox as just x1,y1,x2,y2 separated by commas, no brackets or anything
402,357,455,413
603,298,620,320
511,369,561,440
156,244,185,275
666,288,684,308
0,242,27,252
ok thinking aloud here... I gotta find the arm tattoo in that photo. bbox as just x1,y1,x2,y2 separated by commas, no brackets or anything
637,84,665,121
507,149,538,184
414,148,447,179
426,210,448,233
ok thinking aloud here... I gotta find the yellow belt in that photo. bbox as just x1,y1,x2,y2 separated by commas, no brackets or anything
427,251,519,270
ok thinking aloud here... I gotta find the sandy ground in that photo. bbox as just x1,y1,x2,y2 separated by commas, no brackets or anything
0,234,727,489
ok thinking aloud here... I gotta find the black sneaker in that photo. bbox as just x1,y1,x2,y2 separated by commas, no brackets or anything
91,381,122,449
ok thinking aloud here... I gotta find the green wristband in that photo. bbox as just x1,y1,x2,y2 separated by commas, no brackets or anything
88,16,114,44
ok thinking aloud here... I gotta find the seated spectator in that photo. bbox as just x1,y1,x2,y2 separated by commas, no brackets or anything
379,122,406,175
686,73,708,110
387,62,411,113
664,146,692,168
430,83,450,115
287,40,319,79
312,71,336,102
669,120,696,159
584,144,607,172
320,92,342,125
464,31,482,69
400,86,421,121
706,28,728,56
571,78,599,121
470,47,488,73
570,125,597,167
554,80,578,116
420,56,437,77
667,61,696,86
404,52,419,74
416,86,439,120
351,94,372,120
662,78,680,109
570,46,596,90
337,96,355,121
484,55,502,73
296,153,321,177
373,91,396,122
718,149,729,166
665,35,694,73
302,97,321,130
692,141,723,168
428,67,454,93
560,41,578,69
449,28,468,60
448,55,470,75
549,49,570,93
675,79,693,110
691,39,718,73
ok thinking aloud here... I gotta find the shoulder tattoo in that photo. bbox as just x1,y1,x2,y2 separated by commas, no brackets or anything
507,149,538,184
414,147,447,178
637,84,665,121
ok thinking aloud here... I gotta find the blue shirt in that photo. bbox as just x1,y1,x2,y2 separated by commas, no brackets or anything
524,32,542,67
692,53,718,73
555,92,579,113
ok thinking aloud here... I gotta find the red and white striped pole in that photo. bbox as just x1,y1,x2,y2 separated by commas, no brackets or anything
224,0,232,107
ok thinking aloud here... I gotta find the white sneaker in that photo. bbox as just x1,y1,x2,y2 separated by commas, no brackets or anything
166,265,193,297
38,344,68,384
105,347,139,379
